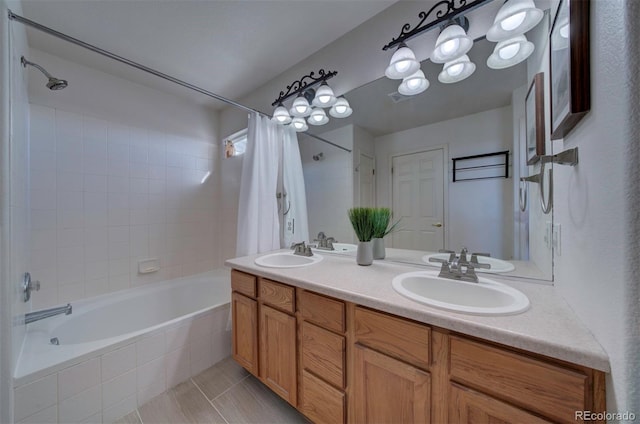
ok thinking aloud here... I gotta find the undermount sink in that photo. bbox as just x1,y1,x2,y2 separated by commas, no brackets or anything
422,253,515,273
392,270,529,316
255,251,323,268
313,243,357,253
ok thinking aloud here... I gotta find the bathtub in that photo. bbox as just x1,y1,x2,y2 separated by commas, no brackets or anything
13,269,232,424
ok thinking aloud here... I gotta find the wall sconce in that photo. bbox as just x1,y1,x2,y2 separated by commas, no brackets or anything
382,0,543,96
271,69,352,131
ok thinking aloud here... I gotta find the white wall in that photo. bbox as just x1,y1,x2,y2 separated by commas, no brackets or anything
375,107,514,259
25,52,222,308
1,1,30,422
552,0,639,413
352,125,375,208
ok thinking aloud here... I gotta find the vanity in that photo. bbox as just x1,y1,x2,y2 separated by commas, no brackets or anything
226,252,608,424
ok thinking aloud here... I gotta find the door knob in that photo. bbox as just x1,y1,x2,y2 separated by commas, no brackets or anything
432,223,443,228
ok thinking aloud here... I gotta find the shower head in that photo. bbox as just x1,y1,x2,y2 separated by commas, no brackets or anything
313,152,324,161
21,56,68,91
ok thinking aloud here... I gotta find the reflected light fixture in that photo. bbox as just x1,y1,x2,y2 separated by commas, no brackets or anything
430,19,473,63
385,42,420,79
438,54,476,83
486,0,544,42
487,35,534,69
398,69,429,95
271,69,351,129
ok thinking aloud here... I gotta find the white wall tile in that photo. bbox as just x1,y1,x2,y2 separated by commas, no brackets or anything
81,412,103,424
165,346,190,388
190,339,213,376
59,385,101,424
101,344,136,382
102,394,136,424
102,369,136,410
136,333,165,366
14,374,58,422
58,358,101,401
165,322,191,353
17,405,58,424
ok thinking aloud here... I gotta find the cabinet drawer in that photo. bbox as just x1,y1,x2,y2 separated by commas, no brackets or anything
301,322,345,389
299,291,345,333
449,336,588,423
260,279,295,313
355,307,430,369
231,270,256,298
299,370,345,424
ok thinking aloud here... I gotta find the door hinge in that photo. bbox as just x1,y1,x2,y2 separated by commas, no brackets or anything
372,169,375,175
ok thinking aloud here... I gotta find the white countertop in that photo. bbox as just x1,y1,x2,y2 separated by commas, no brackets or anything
225,250,610,372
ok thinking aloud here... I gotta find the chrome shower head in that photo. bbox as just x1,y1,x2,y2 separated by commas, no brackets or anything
21,56,68,91
312,152,324,161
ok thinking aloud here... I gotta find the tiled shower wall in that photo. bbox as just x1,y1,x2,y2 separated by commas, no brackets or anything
29,104,220,309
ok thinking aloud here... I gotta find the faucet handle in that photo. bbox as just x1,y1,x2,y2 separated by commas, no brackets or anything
466,258,491,269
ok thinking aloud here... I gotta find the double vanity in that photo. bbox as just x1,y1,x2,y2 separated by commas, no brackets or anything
225,250,609,423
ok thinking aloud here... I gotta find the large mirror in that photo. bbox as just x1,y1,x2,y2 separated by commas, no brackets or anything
298,1,558,280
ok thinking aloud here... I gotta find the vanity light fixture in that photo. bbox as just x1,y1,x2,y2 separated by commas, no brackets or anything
398,69,429,95
430,19,473,64
486,35,534,69
271,69,352,128
385,42,420,79
486,0,544,42
438,54,476,83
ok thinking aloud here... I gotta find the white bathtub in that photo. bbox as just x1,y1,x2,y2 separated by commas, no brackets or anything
13,269,232,423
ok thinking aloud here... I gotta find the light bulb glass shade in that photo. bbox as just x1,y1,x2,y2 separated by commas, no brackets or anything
329,97,353,118
398,70,429,96
551,17,570,51
430,25,473,63
486,0,544,42
290,94,311,117
308,108,329,126
311,82,337,107
385,44,420,79
271,104,292,124
438,55,476,83
487,35,534,69
291,117,308,132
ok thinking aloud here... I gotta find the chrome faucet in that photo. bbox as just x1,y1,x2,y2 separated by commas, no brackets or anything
314,232,337,251
290,241,313,257
429,248,491,283
25,304,72,324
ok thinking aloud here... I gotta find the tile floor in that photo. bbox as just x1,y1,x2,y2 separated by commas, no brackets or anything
115,357,309,424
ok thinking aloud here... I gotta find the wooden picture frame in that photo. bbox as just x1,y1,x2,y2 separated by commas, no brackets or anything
526,73,545,165
549,0,590,140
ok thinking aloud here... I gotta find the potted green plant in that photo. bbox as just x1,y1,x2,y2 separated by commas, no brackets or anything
348,207,375,266
371,208,400,260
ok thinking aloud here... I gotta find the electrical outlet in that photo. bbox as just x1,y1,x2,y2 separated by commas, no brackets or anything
552,223,561,256
544,221,552,249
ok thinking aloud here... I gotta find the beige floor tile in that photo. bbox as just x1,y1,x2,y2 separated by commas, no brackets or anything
138,380,225,424
213,376,308,424
112,411,142,424
192,357,249,401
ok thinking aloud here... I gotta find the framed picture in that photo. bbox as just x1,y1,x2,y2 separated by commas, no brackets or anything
526,73,545,165
549,0,590,140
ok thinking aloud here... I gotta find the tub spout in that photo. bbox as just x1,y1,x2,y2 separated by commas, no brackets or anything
25,303,72,324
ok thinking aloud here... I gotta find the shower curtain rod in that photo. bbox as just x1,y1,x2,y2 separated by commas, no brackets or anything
7,10,352,153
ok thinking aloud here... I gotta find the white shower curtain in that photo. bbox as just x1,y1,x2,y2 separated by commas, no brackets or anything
282,127,310,248
236,113,282,256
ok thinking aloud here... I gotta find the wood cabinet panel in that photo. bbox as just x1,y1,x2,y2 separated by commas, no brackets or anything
299,370,345,424
301,321,345,389
260,278,295,313
450,336,588,423
259,305,297,406
299,290,345,333
355,306,430,369
353,344,431,424
231,292,258,375
231,270,256,298
449,383,552,424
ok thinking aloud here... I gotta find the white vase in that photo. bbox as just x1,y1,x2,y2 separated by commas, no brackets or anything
356,241,373,266
372,237,385,260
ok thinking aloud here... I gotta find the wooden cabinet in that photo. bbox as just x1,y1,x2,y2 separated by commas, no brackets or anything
353,344,431,423
230,269,605,424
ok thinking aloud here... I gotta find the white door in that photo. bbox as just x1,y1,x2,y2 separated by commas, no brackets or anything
391,149,445,251
358,153,375,207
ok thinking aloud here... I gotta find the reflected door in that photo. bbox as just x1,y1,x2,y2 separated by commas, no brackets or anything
391,149,444,251
358,153,375,207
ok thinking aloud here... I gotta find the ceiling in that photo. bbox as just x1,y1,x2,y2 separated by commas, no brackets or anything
19,0,397,108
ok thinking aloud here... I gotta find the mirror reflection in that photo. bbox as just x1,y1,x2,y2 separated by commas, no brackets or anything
297,4,556,280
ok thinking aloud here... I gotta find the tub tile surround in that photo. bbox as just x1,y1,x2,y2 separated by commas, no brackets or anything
28,104,221,310
14,303,231,423
226,250,610,372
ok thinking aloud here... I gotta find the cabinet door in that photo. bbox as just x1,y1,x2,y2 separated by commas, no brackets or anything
232,292,258,376
353,344,430,423
449,383,552,424
260,305,297,406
